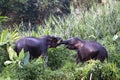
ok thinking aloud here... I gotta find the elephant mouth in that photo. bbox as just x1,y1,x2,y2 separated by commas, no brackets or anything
66,46,74,50
55,40,68,47
66,45,76,50
57,38,63,44
52,38,63,47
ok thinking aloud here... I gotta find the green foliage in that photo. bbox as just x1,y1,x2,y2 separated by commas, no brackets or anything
101,62,120,80
0,29,19,72
0,29,9,46
0,46,43,80
47,47,70,70
0,47,9,72
0,0,120,80
5,47,30,67
0,57,46,80
0,29,19,47
0,16,8,23
16,57,45,80
7,46,17,61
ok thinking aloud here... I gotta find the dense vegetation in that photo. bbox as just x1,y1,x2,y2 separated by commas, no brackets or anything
0,0,120,80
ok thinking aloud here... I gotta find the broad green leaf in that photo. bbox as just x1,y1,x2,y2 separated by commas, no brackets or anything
9,30,20,42
7,46,17,60
0,29,8,42
0,16,8,22
11,30,19,39
0,42,7,46
18,49,25,61
23,52,30,65
4,60,13,66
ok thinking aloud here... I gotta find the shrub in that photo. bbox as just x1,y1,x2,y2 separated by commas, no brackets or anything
73,60,120,80
0,56,46,80
47,47,71,70
0,47,9,72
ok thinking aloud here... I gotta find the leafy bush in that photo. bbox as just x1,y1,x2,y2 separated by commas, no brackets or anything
0,57,46,80
0,46,46,80
0,29,19,73
0,47,9,72
47,47,71,70
64,60,120,80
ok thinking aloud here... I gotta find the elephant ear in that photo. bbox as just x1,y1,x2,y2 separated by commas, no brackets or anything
46,35,53,41
75,42,84,49
52,37,60,42
47,36,59,42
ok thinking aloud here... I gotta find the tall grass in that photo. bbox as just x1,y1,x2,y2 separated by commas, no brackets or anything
19,0,119,40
